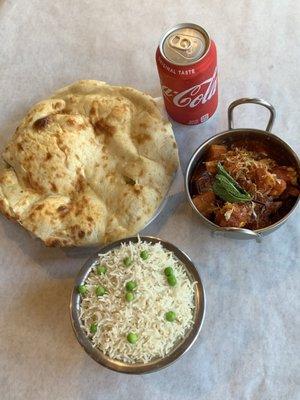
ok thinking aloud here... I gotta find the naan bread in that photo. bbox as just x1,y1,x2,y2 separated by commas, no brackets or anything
0,80,179,246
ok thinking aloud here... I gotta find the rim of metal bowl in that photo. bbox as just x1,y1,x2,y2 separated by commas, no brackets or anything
143,171,177,229
70,236,206,374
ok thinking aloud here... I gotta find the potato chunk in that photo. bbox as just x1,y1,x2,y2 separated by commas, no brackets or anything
215,203,252,228
205,161,218,174
192,191,216,217
269,178,286,196
273,166,298,185
207,144,227,161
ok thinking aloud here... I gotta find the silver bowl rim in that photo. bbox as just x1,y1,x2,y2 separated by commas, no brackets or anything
185,127,300,236
70,235,206,374
143,170,177,230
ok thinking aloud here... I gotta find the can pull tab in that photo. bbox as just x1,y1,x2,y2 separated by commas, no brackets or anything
169,34,192,51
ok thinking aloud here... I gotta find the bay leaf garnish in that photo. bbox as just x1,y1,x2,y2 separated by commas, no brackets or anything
212,163,253,203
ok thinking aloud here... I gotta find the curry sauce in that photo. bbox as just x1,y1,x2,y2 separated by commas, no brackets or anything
190,140,300,229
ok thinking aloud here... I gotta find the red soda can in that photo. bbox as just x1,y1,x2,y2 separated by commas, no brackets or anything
156,23,218,125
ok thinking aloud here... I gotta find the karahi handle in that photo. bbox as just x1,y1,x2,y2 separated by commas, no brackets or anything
228,97,276,132
213,227,262,243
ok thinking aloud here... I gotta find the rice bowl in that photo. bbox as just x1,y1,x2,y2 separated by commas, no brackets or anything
70,236,205,374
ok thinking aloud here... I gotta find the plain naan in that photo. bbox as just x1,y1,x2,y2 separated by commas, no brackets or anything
0,80,179,246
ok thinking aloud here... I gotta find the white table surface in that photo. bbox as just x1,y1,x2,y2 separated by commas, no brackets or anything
0,1,299,399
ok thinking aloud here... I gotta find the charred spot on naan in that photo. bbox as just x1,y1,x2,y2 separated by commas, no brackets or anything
57,204,71,217
16,143,24,152
93,119,116,136
23,172,45,194
135,133,151,145
75,173,86,193
45,238,66,247
33,116,52,131
45,152,52,161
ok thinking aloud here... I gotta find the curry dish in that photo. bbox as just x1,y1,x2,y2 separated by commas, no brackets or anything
190,140,299,230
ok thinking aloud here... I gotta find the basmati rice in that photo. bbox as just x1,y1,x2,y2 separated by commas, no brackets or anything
79,239,195,363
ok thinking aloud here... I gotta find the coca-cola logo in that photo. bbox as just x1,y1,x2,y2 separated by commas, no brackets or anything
162,67,217,108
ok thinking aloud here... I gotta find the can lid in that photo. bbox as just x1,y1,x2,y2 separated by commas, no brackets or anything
161,23,210,66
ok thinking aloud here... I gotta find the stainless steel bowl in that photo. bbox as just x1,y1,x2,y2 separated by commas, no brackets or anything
185,98,300,242
70,236,206,374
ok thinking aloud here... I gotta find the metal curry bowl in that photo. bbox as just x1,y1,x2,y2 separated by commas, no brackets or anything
70,236,206,374
185,98,300,242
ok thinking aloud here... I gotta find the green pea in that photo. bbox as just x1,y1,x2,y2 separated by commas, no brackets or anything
164,267,174,277
125,292,134,302
167,275,177,287
123,257,133,267
96,265,107,275
95,285,106,296
165,311,176,322
140,250,149,260
90,323,97,334
125,281,137,292
127,332,138,344
77,284,87,295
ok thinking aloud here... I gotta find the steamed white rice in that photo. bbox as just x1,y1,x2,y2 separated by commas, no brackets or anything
79,239,195,363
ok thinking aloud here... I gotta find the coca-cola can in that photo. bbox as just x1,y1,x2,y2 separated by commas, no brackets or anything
156,23,218,125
